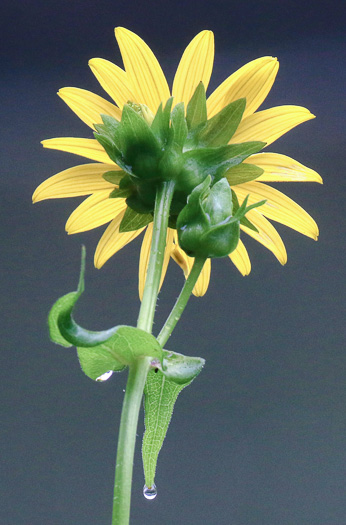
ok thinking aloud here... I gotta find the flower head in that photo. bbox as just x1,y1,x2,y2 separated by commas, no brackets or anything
33,28,322,297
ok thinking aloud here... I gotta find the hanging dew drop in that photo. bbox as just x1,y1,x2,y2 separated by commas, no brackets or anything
143,483,157,500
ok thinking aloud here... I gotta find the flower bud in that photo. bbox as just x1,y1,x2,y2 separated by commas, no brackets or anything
177,176,265,259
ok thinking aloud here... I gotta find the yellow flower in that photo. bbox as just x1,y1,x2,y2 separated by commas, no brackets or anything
33,28,322,297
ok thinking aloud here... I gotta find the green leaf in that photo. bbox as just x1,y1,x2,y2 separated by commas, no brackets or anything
226,163,264,186
186,82,207,130
199,98,246,147
48,247,163,372
142,350,205,488
119,206,153,232
77,346,126,381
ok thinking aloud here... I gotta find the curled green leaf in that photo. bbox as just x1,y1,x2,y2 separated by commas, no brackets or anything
48,248,163,378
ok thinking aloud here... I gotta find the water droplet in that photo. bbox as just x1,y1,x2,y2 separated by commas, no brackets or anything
143,483,157,500
96,370,113,382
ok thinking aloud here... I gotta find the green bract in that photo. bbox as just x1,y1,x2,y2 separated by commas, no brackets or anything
93,83,265,231
176,176,266,259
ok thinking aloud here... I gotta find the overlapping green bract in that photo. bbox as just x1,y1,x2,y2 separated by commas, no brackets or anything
94,83,265,232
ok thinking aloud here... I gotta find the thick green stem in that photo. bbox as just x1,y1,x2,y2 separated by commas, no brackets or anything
112,357,151,525
112,180,175,525
137,180,175,333
157,256,206,348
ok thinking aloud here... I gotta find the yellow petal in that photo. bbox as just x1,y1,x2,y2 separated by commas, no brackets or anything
114,27,170,112
138,225,174,300
170,240,189,276
193,258,211,297
228,239,251,275
172,30,214,105
33,163,117,202
235,182,319,240
207,57,278,119
94,212,145,269
89,58,137,109
245,152,323,183
231,105,315,147
170,240,211,297
58,87,121,129
239,208,287,264
66,191,127,234
42,138,113,163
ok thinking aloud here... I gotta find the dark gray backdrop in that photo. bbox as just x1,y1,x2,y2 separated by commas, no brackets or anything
1,1,345,524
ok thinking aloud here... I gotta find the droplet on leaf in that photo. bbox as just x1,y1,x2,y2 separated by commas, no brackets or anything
96,371,113,382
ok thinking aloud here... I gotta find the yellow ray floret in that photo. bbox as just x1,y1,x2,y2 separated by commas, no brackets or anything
89,58,137,109
246,152,323,183
65,191,127,234
115,27,170,112
207,56,279,119
239,208,287,264
231,105,315,147
94,213,146,269
172,30,214,106
32,163,116,202
234,182,319,240
228,239,251,276
41,138,113,164
58,87,121,129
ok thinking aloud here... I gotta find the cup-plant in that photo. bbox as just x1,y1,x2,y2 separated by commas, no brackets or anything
33,27,322,524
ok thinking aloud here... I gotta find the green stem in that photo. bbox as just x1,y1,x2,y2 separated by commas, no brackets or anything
157,256,206,348
137,180,175,333
112,357,151,525
112,180,175,525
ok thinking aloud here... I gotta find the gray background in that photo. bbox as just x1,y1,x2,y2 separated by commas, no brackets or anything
1,1,345,524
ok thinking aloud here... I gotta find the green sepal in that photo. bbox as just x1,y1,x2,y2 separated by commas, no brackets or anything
198,98,246,147
232,192,258,232
109,187,132,198
170,102,188,149
226,163,264,186
177,141,265,193
109,175,134,199
48,248,163,375
150,97,174,146
186,82,207,130
119,206,153,232
102,170,126,185
94,132,126,170
142,350,205,488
